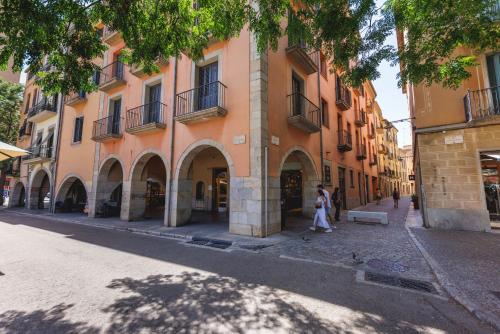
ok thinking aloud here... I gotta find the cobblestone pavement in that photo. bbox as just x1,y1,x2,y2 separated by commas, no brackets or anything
410,222,500,330
262,197,435,283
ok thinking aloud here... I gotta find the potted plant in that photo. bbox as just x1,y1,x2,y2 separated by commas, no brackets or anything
411,194,419,209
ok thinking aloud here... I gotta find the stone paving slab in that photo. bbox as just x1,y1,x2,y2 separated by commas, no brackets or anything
262,198,436,283
408,218,500,330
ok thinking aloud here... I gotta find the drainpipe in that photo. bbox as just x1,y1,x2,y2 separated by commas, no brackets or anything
165,56,178,227
316,53,324,183
50,93,65,213
360,121,367,205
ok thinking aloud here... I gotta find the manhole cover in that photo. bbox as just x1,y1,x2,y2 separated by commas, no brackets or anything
365,271,437,294
367,259,409,273
491,291,500,301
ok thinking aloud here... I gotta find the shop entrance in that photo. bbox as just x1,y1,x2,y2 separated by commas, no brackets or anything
480,151,500,228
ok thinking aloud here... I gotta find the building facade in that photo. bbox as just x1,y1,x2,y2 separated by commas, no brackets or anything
9,26,395,237
399,144,415,196
406,48,499,231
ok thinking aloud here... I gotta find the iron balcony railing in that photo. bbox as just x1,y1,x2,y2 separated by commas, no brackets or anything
464,86,500,122
336,83,352,110
355,110,367,127
175,81,227,117
22,145,53,161
287,92,321,127
92,115,122,139
356,144,367,160
18,120,32,137
99,61,125,86
126,102,167,130
27,96,58,118
337,130,353,151
65,91,86,102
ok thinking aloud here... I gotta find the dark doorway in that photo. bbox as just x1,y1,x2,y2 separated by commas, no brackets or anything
338,167,347,209
365,174,370,203
280,170,303,217
212,168,228,214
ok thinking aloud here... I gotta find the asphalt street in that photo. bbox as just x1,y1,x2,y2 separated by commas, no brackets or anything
0,210,495,334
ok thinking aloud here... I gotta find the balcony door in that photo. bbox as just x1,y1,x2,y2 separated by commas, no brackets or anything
110,98,121,134
486,53,500,114
198,62,218,110
146,83,161,123
292,73,304,116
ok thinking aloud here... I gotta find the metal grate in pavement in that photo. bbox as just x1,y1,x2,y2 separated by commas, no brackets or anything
365,271,437,294
187,238,232,250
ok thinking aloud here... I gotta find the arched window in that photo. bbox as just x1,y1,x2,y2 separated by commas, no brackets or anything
195,181,205,200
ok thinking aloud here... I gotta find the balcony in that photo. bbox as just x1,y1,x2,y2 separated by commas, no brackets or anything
126,102,167,134
368,130,376,139
27,96,58,123
369,154,378,166
130,58,168,78
464,86,499,122
355,110,367,127
175,81,227,124
287,92,321,133
378,144,387,155
18,120,32,138
102,26,121,45
22,145,53,163
5,158,21,177
92,115,123,142
65,91,87,106
366,99,374,113
285,42,318,75
99,61,126,92
336,80,352,111
356,144,367,160
337,130,353,152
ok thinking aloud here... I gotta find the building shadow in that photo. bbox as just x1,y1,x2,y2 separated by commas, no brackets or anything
0,304,99,334
101,272,425,334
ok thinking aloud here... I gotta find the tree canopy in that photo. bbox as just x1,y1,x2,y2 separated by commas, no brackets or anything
0,78,23,145
0,0,498,94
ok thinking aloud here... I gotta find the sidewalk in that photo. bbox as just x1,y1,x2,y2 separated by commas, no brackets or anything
262,197,436,282
406,206,500,330
0,207,287,248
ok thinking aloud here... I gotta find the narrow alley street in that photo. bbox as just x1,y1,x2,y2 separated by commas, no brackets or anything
0,200,496,333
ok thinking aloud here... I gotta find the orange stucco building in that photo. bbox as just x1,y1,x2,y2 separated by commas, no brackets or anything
405,47,500,231
9,26,392,237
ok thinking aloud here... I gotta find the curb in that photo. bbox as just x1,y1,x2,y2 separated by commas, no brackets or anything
6,210,193,241
405,213,500,331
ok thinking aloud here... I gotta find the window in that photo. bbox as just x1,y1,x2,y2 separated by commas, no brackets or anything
349,169,354,188
324,165,332,185
25,94,31,113
73,116,84,143
320,53,328,79
321,98,329,128
92,70,101,85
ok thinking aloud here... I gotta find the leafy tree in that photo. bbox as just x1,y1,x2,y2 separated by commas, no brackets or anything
0,0,498,94
0,78,23,205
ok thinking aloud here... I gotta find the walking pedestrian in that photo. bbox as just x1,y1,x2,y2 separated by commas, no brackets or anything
376,188,382,205
392,188,400,208
310,189,333,233
331,187,342,222
317,184,335,227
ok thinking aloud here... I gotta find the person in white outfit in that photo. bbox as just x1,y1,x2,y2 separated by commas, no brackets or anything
310,189,333,233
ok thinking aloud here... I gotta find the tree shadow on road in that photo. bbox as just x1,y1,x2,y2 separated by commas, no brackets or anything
101,271,430,334
0,304,99,334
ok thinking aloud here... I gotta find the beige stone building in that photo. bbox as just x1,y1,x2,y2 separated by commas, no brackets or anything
406,48,499,231
399,145,415,196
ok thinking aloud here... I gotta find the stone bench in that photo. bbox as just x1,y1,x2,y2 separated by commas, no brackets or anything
347,210,389,225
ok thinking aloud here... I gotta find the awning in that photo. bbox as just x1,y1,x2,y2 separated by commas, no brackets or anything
0,141,29,162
